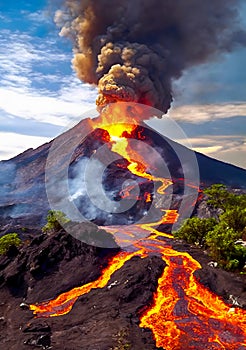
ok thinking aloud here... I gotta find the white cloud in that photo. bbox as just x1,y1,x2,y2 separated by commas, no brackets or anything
168,103,246,124
0,132,51,160
0,83,96,126
21,9,51,24
0,29,97,128
177,135,246,169
0,30,68,88
0,28,98,160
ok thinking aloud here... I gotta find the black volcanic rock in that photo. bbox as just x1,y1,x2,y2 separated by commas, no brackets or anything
0,223,165,350
1,222,246,349
42,255,165,350
0,222,119,301
194,266,246,309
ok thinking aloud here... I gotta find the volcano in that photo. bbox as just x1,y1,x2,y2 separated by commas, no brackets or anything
0,115,245,232
1,113,246,349
1,0,246,348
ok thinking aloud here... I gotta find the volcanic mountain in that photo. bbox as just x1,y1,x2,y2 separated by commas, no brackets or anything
0,116,245,233
1,116,246,350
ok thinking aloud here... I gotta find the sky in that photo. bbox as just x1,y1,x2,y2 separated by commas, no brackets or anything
0,1,245,169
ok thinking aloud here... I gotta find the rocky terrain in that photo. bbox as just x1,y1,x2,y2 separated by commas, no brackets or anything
0,222,246,350
0,224,164,350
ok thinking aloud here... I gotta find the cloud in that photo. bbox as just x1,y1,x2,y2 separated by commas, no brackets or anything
21,9,51,24
0,83,95,126
0,27,98,160
177,135,246,169
168,103,246,124
0,113,62,137
0,30,68,88
0,29,97,126
0,132,50,160
172,45,246,106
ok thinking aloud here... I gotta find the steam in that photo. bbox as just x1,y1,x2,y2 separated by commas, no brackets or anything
55,0,245,114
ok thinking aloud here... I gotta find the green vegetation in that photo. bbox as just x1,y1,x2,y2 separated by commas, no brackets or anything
0,233,21,255
42,210,70,233
174,217,217,246
174,184,246,271
204,184,246,211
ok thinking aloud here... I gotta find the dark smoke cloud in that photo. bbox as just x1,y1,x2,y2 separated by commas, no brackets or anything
55,0,246,114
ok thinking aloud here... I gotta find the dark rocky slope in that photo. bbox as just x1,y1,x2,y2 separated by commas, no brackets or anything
1,224,246,349
0,224,164,350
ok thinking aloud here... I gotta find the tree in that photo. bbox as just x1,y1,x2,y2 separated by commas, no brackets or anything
0,233,21,255
174,217,217,246
204,184,246,212
42,210,70,233
203,184,235,211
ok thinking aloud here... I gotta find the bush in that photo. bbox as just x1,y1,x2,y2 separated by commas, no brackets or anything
42,210,70,233
219,208,246,233
174,217,217,246
175,184,246,271
0,233,21,255
205,223,244,269
204,184,246,211
226,259,240,271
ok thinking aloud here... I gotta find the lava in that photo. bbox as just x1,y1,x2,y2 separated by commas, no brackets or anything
30,249,147,318
29,106,246,349
93,104,173,195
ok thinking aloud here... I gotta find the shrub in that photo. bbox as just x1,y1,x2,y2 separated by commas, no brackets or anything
175,184,246,271
42,210,70,233
204,184,246,211
0,233,21,255
226,259,240,271
219,208,246,233
205,224,242,267
174,217,217,246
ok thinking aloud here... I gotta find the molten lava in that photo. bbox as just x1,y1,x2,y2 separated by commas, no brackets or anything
93,103,173,195
30,104,246,349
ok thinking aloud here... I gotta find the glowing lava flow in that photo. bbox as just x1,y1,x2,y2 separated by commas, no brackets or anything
29,108,246,349
30,249,147,317
92,104,173,195
138,235,246,349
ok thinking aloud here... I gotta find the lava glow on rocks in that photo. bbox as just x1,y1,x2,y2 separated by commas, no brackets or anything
30,106,246,349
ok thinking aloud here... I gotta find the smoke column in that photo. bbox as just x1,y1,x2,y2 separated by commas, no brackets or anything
55,0,245,115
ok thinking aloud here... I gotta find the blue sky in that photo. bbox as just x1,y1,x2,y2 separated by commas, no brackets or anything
0,1,245,168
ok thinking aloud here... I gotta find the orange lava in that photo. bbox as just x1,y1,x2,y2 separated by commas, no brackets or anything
93,103,173,195
139,238,246,349
30,249,147,318
29,104,246,348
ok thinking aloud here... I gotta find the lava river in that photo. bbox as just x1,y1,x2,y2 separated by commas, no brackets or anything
30,108,246,349
29,211,246,349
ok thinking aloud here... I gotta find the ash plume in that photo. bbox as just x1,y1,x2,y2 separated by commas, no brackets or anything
55,0,246,114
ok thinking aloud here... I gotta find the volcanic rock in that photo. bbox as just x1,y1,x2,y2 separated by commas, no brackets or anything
0,222,118,301
0,224,165,350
